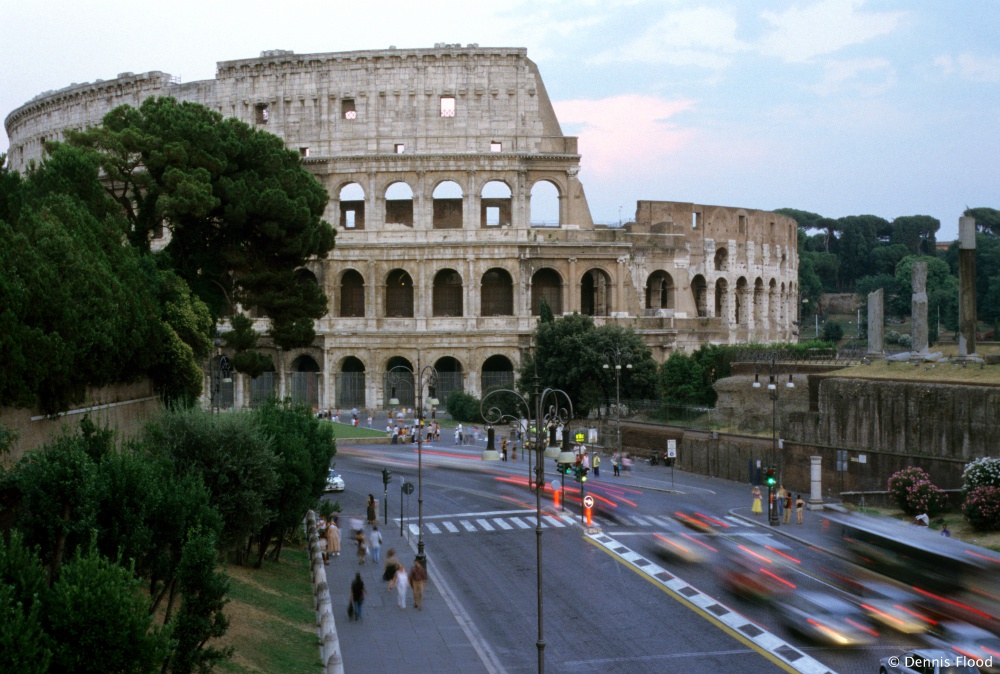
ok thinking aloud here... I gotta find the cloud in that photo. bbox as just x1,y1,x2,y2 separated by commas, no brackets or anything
808,57,896,96
553,95,698,177
588,7,746,68
934,53,1000,83
759,0,904,63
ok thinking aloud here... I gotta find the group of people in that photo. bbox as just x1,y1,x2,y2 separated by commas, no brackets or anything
388,421,443,445
344,494,430,622
750,485,805,524
610,451,632,476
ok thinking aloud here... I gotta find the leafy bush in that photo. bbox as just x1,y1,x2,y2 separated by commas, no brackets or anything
822,321,844,342
898,334,912,348
885,329,900,345
887,466,948,516
962,486,1000,531
962,457,1000,492
445,391,484,423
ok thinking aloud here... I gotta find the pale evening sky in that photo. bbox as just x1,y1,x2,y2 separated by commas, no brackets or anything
2,0,998,240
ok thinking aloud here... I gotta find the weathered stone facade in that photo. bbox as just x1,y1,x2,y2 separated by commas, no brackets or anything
5,46,798,410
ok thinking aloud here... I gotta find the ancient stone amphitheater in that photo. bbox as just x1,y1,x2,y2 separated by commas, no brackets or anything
5,45,799,411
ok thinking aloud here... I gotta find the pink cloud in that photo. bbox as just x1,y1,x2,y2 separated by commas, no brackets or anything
553,95,698,177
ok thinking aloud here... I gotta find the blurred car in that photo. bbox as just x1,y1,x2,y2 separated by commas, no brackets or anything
650,528,711,565
857,581,937,635
672,510,726,534
924,622,1000,673
773,591,877,646
880,648,981,673
324,469,345,492
716,540,795,603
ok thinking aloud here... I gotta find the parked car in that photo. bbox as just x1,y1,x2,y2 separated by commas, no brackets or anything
924,622,1000,673
880,648,981,673
324,469,345,492
773,591,877,646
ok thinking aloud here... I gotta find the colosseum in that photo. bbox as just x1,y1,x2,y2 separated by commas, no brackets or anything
5,45,798,411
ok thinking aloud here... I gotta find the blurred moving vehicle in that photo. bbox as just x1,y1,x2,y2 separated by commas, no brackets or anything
716,540,795,603
773,591,877,646
650,519,715,565
856,581,937,635
879,648,981,673
924,622,1000,673
324,469,345,492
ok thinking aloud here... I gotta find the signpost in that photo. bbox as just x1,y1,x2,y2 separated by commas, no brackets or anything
667,439,677,490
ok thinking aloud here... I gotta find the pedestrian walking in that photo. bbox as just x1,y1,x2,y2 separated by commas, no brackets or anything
391,425,399,444
367,414,373,428
384,548,401,590
795,494,805,524
457,423,464,445
355,529,367,564
326,519,341,559
366,494,378,525
350,573,366,621
368,524,382,563
318,517,329,564
776,484,787,520
395,564,410,609
511,443,517,462
751,486,763,515
783,492,792,524
612,452,620,477
410,559,427,609
582,451,590,470
622,453,633,474
592,453,601,478
501,438,508,461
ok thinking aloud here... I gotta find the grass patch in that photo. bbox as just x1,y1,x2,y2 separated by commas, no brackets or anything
215,545,320,674
328,422,388,439
822,360,1000,386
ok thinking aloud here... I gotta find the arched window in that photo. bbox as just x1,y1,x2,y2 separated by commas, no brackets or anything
290,355,320,408
530,180,560,227
340,270,365,317
249,364,276,408
295,268,319,286
385,182,414,227
384,356,415,408
482,355,515,392
434,356,464,404
337,357,365,408
531,269,562,315
432,269,463,317
753,278,765,326
735,277,748,324
481,268,514,316
645,271,674,311
433,181,463,229
715,278,729,319
692,275,707,318
581,268,612,316
714,247,728,272
339,183,365,230
481,181,512,227
385,269,414,318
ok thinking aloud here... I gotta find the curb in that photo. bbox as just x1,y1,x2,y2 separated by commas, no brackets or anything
305,511,344,674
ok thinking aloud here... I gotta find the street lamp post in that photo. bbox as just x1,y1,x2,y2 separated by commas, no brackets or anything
481,376,573,674
387,360,438,565
603,346,632,458
752,353,794,527
210,353,232,415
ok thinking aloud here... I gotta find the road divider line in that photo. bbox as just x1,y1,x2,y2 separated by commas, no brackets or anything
584,533,836,674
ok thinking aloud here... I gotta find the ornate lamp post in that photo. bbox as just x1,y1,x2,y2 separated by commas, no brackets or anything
481,376,573,674
387,359,438,564
210,354,232,415
603,346,632,458
752,353,794,527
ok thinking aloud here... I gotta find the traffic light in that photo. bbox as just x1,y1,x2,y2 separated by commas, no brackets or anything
765,467,776,486
556,462,571,476
382,468,392,485
574,465,589,483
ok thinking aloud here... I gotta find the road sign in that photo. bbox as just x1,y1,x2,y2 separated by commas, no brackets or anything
551,480,560,492
666,439,677,458
402,481,414,495
583,495,594,509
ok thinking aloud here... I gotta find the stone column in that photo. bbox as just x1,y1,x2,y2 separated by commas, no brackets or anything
808,455,823,510
911,261,929,356
867,288,884,354
958,216,978,357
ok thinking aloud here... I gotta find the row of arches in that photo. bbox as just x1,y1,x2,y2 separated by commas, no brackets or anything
337,179,559,229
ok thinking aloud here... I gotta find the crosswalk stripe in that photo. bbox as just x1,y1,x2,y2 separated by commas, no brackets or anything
426,522,442,534
476,518,495,531
460,520,477,532
630,515,651,526
408,524,419,536
725,516,753,528
493,518,513,530
543,515,565,528
443,521,459,533
510,517,531,529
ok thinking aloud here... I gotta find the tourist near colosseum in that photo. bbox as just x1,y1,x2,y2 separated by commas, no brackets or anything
5,45,798,411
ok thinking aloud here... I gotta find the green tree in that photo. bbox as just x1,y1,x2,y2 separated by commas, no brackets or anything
965,207,1000,235
659,352,705,405
222,313,274,378
66,97,335,348
893,255,959,338
822,321,844,342
836,215,887,291
891,215,939,256
0,532,51,674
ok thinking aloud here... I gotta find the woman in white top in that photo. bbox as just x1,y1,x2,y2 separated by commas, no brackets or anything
395,564,410,609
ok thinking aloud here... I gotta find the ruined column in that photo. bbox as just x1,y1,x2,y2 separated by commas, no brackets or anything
808,455,823,510
958,216,977,357
911,261,929,356
867,288,884,354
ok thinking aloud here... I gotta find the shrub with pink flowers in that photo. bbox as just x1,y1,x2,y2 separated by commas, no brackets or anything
962,485,1000,531
887,466,948,516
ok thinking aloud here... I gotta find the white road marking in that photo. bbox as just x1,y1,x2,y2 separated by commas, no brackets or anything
492,518,513,530
443,521,459,533
510,517,531,529
476,518,495,531
426,522,442,534
460,520,477,532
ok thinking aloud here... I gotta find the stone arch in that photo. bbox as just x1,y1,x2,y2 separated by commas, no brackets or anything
385,356,415,408
692,275,708,318
481,268,514,316
340,269,365,317
432,268,463,317
385,181,414,227
248,361,276,408
531,268,563,315
294,268,319,286
715,278,729,319
714,247,728,272
645,271,674,311
581,268,612,316
337,356,366,408
529,179,560,227
735,277,748,324
290,354,321,408
433,356,464,404
769,279,779,334
753,277,765,327
385,269,414,318
482,354,515,393
481,180,512,228
432,180,463,229
339,182,365,230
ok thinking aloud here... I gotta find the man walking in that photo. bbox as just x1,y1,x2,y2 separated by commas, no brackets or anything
369,524,382,563
350,573,366,621
592,453,601,478
410,559,427,610
612,452,620,477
